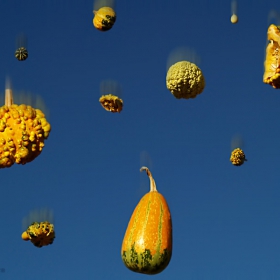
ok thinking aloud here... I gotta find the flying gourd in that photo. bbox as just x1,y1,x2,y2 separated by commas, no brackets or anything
99,94,123,113
93,7,116,31
166,61,205,99
263,24,280,88
22,221,55,248
230,148,247,166
121,167,172,275
0,87,51,168
15,47,28,61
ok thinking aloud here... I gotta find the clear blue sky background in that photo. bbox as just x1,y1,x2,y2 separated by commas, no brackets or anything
1,0,280,279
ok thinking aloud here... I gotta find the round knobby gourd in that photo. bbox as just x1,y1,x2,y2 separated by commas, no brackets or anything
166,61,205,99
121,167,172,275
230,148,247,166
0,88,51,168
93,7,116,31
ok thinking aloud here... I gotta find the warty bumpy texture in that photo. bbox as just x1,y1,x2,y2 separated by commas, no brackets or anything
0,104,51,168
166,61,205,99
24,221,55,248
230,148,246,166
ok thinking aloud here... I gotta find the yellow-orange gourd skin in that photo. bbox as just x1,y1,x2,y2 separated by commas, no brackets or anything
0,104,51,168
93,7,116,32
263,24,280,88
22,221,55,248
121,191,172,275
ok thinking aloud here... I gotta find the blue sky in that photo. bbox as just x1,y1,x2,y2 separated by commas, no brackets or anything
1,0,280,279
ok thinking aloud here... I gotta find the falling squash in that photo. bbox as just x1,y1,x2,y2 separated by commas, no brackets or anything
99,94,123,113
93,7,116,31
15,47,28,61
121,167,172,275
230,148,247,166
0,86,51,168
22,221,55,248
263,24,280,88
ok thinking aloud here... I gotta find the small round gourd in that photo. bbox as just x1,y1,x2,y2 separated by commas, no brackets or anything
121,167,172,275
93,7,116,31
231,14,238,24
15,47,28,61
230,148,247,166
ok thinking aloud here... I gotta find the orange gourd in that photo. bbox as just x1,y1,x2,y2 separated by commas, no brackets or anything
121,167,172,275
93,7,116,31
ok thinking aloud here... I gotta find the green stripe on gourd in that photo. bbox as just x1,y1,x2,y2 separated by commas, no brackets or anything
121,167,172,275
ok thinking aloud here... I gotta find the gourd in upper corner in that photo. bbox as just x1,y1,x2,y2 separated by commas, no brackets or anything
93,7,116,31
121,167,172,275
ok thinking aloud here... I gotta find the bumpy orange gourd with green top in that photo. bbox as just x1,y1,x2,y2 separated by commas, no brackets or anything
121,167,172,275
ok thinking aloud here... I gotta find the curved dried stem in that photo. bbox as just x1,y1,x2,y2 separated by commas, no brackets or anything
140,166,157,192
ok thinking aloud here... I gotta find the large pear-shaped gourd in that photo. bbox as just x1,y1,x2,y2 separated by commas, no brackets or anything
121,167,172,275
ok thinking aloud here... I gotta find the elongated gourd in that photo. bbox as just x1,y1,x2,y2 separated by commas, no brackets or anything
121,167,172,275
263,24,280,88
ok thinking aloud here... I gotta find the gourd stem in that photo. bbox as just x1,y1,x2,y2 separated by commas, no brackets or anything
5,88,13,107
140,166,157,192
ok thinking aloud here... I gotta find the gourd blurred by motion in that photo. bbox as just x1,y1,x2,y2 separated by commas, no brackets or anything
93,7,116,31
263,24,280,88
230,0,238,24
121,167,172,275
15,33,28,61
22,221,55,248
0,84,51,168
166,61,205,99
230,148,247,166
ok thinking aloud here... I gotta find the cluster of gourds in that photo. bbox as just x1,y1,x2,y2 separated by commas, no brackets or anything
4,1,280,276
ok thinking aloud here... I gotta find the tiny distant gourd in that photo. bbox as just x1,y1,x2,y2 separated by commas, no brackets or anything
121,167,172,275
93,7,116,31
230,148,247,166
15,47,28,61
231,14,238,24
99,94,123,113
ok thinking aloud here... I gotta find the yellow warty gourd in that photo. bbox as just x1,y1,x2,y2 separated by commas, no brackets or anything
0,89,51,168
22,221,55,248
99,94,123,113
230,148,247,166
166,61,205,99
